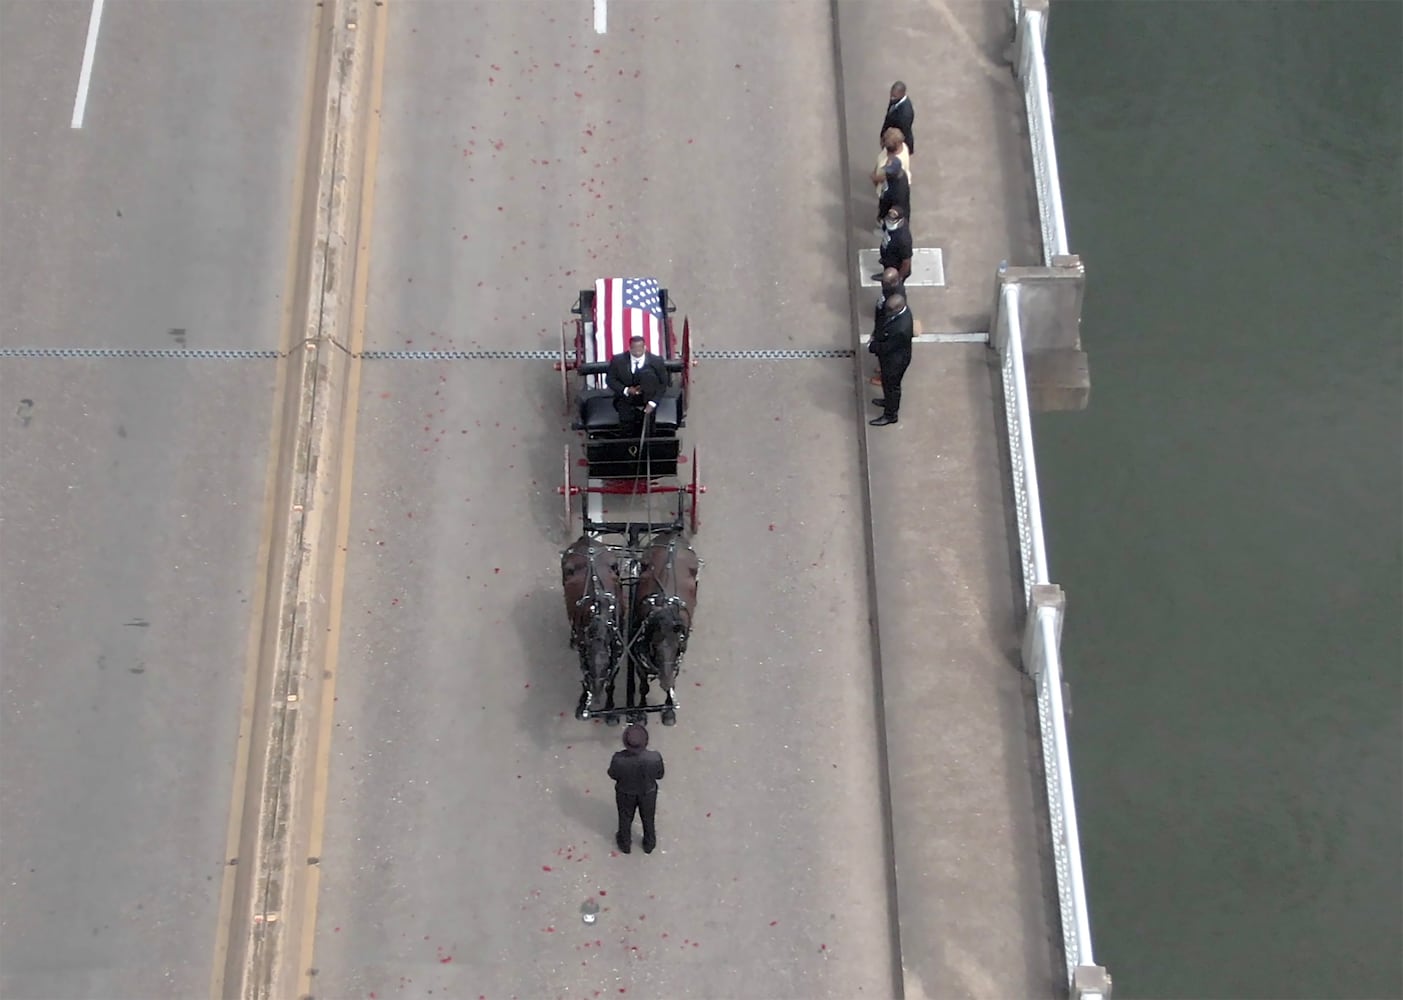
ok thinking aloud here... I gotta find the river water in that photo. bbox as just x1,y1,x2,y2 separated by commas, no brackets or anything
1040,3,1402,997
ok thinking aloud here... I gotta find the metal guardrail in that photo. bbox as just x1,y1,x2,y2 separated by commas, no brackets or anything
1015,3,1070,265
994,280,1107,999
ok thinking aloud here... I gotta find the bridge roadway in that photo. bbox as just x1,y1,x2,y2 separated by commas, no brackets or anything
0,1,1060,998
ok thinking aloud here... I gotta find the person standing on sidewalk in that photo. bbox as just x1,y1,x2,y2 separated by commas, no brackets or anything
872,206,912,283
875,156,910,228
869,268,905,387
609,724,665,854
874,267,905,329
881,81,914,154
874,127,911,186
869,293,914,427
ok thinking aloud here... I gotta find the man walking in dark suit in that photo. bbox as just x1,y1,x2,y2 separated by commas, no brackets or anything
869,293,914,427
605,334,670,430
609,724,665,854
881,81,914,154
872,206,912,282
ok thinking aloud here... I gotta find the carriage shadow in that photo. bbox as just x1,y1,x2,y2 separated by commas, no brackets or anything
526,362,577,544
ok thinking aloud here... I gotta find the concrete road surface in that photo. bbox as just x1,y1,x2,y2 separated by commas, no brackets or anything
306,2,899,998
0,2,312,996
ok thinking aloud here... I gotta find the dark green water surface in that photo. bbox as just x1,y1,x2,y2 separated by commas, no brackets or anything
1041,3,1402,997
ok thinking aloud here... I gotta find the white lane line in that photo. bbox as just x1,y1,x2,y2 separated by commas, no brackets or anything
71,0,106,128
593,0,606,34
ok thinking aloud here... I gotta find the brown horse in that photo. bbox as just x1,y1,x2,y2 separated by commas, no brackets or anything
561,536,625,721
632,531,700,725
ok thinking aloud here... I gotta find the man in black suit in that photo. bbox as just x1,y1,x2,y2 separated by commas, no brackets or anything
609,724,665,854
868,268,906,388
876,156,910,226
874,267,905,329
606,334,670,430
881,81,914,154
872,206,912,282
869,293,914,427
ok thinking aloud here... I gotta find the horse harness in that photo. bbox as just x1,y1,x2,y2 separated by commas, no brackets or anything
632,540,691,675
572,546,625,655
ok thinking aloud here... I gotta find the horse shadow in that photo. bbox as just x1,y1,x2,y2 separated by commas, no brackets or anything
512,575,630,754
513,575,628,848
513,583,578,753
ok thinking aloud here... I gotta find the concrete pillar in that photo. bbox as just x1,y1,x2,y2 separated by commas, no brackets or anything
1073,964,1113,998
996,261,1091,412
1021,583,1064,678
998,258,1084,352
1027,349,1090,411
1013,0,1049,80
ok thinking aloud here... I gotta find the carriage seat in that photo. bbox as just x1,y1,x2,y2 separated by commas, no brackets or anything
577,389,684,434
576,360,686,377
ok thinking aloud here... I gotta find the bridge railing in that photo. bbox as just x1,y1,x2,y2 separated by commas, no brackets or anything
993,279,1110,1000
1013,0,1070,264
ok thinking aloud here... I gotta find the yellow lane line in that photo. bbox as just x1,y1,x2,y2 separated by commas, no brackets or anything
294,2,390,995
208,5,328,997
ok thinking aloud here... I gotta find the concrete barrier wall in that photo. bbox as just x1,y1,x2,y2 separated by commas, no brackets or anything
1010,0,1090,414
997,4,1110,996
993,281,1110,1000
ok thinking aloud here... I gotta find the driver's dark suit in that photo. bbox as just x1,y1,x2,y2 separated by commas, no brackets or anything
605,351,670,429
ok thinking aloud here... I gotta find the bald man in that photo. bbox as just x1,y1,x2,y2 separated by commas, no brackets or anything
881,81,914,154
869,293,914,427
869,268,906,387
875,267,904,329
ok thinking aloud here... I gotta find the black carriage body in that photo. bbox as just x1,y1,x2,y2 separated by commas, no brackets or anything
586,436,681,479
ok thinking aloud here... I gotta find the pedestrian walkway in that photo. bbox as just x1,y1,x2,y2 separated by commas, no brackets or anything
837,2,1070,997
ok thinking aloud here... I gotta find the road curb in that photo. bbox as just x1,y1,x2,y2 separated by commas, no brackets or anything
827,2,909,997
222,2,379,997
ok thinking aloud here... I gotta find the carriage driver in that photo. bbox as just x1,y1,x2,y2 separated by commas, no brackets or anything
606,334,671,429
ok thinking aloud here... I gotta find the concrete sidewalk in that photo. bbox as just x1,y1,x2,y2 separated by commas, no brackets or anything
835,2,1062,997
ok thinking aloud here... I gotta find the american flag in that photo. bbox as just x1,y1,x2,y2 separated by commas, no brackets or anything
594,277,664,360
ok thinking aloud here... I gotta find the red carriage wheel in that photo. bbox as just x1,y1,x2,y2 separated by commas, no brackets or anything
559,320,572,417
680,316,693,398
688,446,702,534
561,444,575,539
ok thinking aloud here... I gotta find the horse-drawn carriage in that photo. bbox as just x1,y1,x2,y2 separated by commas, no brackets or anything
555,278,704,725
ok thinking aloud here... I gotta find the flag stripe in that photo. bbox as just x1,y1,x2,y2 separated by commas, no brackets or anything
592,277,663,361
